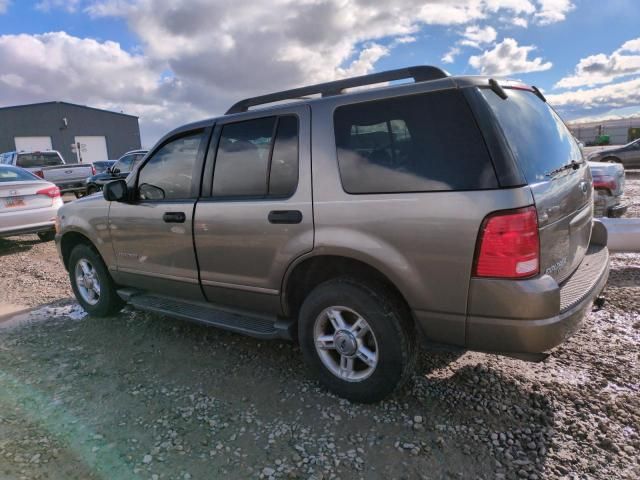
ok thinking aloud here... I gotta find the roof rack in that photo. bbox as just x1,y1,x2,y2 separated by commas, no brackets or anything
225,65,449,114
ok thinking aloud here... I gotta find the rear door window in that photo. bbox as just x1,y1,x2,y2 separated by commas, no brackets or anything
333,90,497,194
16,152,63,168
211,115,299,198
480,88,583,183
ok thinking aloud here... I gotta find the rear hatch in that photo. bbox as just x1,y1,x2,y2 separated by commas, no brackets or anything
481,87,592,283
0,181,54,212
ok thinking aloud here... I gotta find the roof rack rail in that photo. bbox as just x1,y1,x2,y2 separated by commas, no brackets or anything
225,65,449,114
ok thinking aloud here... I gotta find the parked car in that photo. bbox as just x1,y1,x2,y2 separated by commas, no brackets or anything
587,138,640,168
0,164,63,241
589,161,627,218
93,160,117,175
85,150,147,195
0,150,95,198
56,66,610,402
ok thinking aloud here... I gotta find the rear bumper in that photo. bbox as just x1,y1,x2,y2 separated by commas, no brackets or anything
0,204,60,238
607,203,628,218
0,221,55,238
56,180,87,193
465,242,609,353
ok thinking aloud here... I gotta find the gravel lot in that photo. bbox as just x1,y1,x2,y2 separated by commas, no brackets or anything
0,177,639,480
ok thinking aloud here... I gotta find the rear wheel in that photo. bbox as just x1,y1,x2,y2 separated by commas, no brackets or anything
603,156,621,164
37,231,55,242
74,191,84,199
87,185,100,195
298,278,416,403
68,243,124,317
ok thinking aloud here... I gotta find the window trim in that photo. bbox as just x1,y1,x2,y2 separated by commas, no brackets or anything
132,127,211,203
332,88,499,195
204,114,301,202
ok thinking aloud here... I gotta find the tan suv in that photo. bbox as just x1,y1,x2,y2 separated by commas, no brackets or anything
56,66,610,402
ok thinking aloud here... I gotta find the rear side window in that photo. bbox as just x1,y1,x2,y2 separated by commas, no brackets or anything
212,115,299,198
480,89,582,183
334,90,497,194
0,166,39,182
17,152,63,168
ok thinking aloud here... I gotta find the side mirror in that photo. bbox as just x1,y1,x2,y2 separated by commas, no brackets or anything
103,179,128,202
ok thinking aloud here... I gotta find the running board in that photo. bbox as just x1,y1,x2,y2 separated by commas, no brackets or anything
119,290,293,340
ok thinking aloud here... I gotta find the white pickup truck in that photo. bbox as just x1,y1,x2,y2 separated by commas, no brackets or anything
0,150,95,198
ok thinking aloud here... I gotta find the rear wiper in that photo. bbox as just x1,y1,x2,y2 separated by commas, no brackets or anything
545,160,582,177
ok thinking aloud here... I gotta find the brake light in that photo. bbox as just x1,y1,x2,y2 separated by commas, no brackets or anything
91,165,96,175
36,186,61,198
473,206,540,279
33,170,44,178
592,174,617,192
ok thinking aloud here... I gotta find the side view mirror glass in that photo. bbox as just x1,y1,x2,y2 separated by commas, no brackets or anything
139,183,165,201
111,167,121,175
103,179,128,202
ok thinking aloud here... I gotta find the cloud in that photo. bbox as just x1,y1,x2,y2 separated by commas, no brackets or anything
442,47,461,64
547,77,640,119
36,0,82,12
555,37,640,89
0,0,9,14
459,25,497,48
468,37,552,75
534,0,574,25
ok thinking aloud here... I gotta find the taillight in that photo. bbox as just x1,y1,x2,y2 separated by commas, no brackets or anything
473,206,540,279
91,165,96,175
592,174,617,192
33,170,44,178
36,186,61,198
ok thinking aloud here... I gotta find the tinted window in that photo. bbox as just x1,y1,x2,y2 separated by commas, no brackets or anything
269,116,299,196
212,116,299,198
0,166,39,182
481,89,583,183
17,152,63,168
138,133,203,200
116,155,135,172
334,90,497,193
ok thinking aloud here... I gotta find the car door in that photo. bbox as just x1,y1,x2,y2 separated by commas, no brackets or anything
193,106,313,314
625,140,640,167
109,127,211,300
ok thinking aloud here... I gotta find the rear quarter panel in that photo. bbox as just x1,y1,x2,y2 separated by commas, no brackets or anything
309,95,534,328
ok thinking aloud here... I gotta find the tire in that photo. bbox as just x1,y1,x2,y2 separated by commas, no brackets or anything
298,277,416,403
87,186,99,195
68,243,124,317
74,191,83,199
37,231,55,242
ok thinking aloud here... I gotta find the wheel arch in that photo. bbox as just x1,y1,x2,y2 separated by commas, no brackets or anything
282,254,413,321
60,231,97,270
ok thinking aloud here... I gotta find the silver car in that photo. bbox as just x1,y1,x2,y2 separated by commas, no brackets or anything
0,165,63,241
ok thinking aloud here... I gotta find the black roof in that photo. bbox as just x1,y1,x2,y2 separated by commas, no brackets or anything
0,101,138,119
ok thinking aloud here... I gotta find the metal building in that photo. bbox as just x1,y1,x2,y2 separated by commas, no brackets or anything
0,101,141,164
568,116,640,146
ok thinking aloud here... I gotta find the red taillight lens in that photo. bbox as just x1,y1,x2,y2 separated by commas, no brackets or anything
473,206,540,279
592,175,616,192
33,170,44,179
36,186,61,198
91,165,96,175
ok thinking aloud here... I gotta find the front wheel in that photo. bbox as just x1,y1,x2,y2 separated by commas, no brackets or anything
298,278,416,403
68,243,124,317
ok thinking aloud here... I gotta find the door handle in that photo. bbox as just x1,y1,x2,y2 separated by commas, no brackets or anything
163,212,186,223
268,210,302,224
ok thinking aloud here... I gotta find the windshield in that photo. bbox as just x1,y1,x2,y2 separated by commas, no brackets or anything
16,152,63,168
481,88,583,183
0,165,40,182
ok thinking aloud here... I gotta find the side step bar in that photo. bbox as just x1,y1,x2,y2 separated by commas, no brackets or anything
118,289,293,340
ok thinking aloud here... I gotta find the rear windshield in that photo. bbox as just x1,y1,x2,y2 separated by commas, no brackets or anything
0,166,40,182
334,89,498,194
481,88,582,183
17,152,63,168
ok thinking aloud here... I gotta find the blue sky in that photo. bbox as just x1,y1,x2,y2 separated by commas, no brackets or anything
0,0,639,145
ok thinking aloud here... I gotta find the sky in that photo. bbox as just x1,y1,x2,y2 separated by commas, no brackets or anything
0,0,639,146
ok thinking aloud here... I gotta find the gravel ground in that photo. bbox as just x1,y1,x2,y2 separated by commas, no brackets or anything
0,178,639,480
